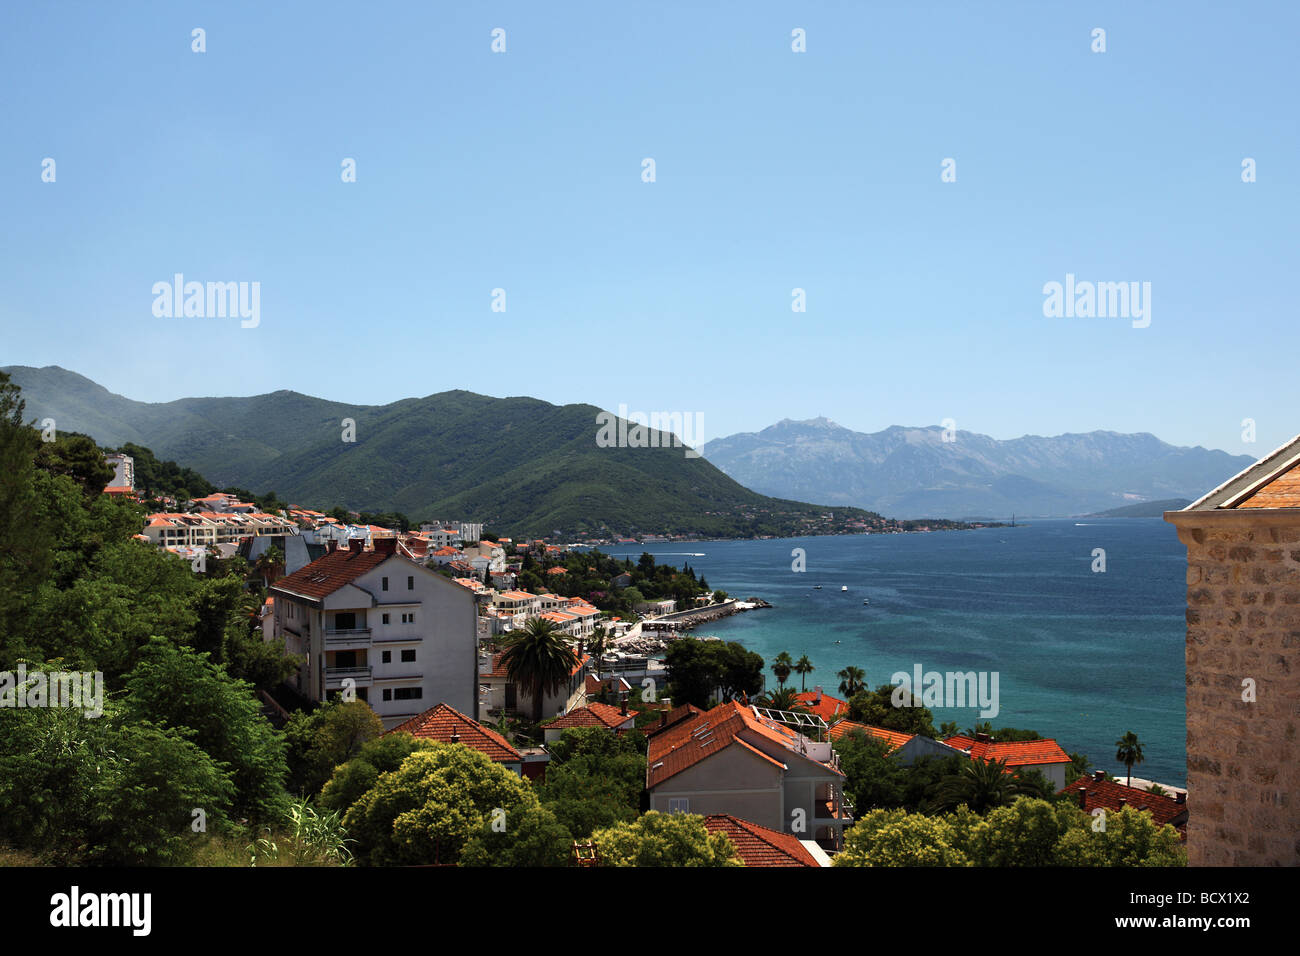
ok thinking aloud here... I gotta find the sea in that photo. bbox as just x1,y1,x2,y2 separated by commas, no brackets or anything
607,517,1188,786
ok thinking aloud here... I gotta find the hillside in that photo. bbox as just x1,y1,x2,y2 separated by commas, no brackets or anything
700,418,1253,519
4,366,934,539
1087,499,1192,518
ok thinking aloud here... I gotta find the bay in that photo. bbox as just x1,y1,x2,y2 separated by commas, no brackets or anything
609,517,1188,786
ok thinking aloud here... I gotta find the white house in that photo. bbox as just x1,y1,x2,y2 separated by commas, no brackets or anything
270,539,478,728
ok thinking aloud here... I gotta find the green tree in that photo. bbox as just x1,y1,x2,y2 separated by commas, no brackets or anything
848,684,937,737
755,686,806,712
460,804,573,867
1115,731,1145,787
771,651,794,689
794,654,814,691
120,638,290,823
284,699,385,797
500,617,579,722
0,694,233,865
832,808,972,867
591,812,741,867
34,432,115,495
928,757,1042,814
665,639,764,708
318,732,436,816
344,744,541,866
837,666,867,698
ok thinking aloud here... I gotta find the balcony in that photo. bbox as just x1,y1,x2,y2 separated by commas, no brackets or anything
325,665,373,689
325,627,372,649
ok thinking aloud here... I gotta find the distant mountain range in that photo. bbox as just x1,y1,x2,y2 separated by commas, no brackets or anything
700,418,1252,519
3,366,916,539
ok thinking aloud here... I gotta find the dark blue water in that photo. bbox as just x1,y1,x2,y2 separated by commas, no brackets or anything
610,518,1187,785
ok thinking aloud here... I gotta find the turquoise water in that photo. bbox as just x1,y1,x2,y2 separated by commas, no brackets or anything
610,518,1188,785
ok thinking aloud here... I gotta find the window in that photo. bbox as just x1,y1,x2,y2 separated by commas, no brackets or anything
400,649,416,663
668,798,689,814
382,689,392,702
401,612,415,624
394,687,423,701
381,577,388,591
382,651,392,664
382,613,390,625
407,575,414,591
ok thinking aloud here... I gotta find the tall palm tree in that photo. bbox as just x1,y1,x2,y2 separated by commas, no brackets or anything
1115,731,1145,787
837,666,866,698
500,617,579,723
772,651,794,689
794,655,814,691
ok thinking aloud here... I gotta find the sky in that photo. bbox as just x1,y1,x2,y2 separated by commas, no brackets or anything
2,1,1296,455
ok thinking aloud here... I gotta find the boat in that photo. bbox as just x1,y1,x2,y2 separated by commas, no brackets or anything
841,586,848,592
813,585,822,590
863,599,870,605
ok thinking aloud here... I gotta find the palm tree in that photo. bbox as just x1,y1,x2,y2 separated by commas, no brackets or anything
837,666,866,698
928,757,1036,814
794,654,814,691
1115,731,1145,787
755,687,807,712
772,652,794,689
500,617,579,723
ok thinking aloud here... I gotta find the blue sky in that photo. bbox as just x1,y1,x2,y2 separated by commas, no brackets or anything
2,1,1296,455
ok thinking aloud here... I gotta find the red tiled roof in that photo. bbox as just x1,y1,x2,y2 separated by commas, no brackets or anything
544,701,637,730
270,548,391,601
387,703,521,763
646,700,837,788
943,734,1073,766
642,703,704,737
795,690,850,723
1058,777,1188,830
703,814,820,867
828,720,914,751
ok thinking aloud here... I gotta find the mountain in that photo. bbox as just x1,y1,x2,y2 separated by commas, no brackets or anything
699,418,1253,519
3,366,927,539
1087,499,1192,518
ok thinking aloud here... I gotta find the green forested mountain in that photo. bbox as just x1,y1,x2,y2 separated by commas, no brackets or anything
3,366,915,538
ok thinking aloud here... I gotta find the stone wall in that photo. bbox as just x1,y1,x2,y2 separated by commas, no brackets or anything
1168,511,1300,866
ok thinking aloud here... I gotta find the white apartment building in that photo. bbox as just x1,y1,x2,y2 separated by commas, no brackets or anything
270,539,478,728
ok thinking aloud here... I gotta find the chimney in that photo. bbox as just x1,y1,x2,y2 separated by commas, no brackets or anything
813,686,822,704
374,537,397,555
1175,791,1186,805
1077,788,1087,809
450,732,460,744
975,732,991,743
620,693,628,716
348,538,363,554
1118,797,1127,809
327,539,338,554
660,710,668,727
1093,769,1106,782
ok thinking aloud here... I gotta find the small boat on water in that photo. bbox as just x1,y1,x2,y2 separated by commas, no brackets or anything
813,585,822,590
863,599,870,605
841,586,848,592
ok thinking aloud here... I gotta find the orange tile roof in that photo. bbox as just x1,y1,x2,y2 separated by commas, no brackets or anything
943,734,1072,766
270,549,391,601
828,720,915,751
388,703,521,763
795,690,850,723
1235,462,1300,508
487,650,589,680
646,700,839,788
703,814,820,867
1059,776,1188,830
544,701,637,730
